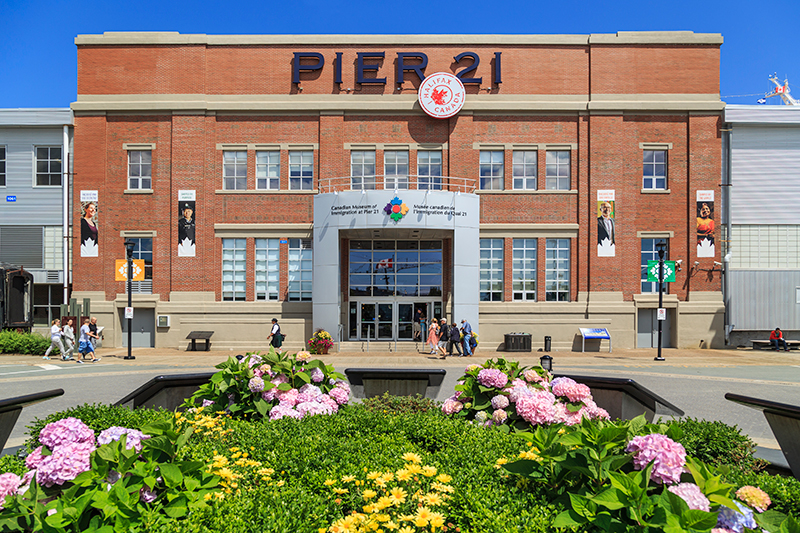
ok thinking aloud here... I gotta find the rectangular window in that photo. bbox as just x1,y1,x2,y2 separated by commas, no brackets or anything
512,238,537,300
222,238,246,301
128,237,153,294
33,284,61,326
545,150,570,190
480,238,503,301
256,151,280,190
417,150,442,190
351,151,376,190
479,150,504,190
35,146,62,186
384,150,409,190
223,151,247,190
128,150,152,190
255,238,279,300
545,238,570,301
288,239,313,301
0,146,6,186
348,240,442,298
641,238,669,293
643,150,667,190
512,150,537,190
289,150,313,190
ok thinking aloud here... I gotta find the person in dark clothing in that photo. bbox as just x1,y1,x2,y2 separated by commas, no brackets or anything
446,322,463,357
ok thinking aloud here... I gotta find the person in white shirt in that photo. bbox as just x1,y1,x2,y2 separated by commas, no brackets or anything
78,318,100,363
62,318,75,360
267,318,283,349
44,319,70,360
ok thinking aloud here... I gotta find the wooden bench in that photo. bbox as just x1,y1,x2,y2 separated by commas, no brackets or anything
1,389,64,452
725,393,800,480
752,340,799,350
186,331,214,351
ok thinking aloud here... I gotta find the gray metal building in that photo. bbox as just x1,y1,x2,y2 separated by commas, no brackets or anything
724,105,800,345
0,109,73,328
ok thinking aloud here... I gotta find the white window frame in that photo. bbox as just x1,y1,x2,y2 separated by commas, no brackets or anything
289,150,313,190
128,150,152,190
545,150,570,191
351,150,376,191
479,150,504,190
480,238,503,301
0,145,6,187
643,149,667,190
223,151,247,191
417,150,442,190
512,238,537,301
545,238,570,301
512,150,537,190
288,239,313,301
222,238,247,301
34,145,62,187
255,238,279,301
256,151,280,190
384,150,409,190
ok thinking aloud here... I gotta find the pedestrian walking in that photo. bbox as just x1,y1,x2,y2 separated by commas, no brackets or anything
427,319,440,355
447,322,463,356
460,319,474,356
44,319,70,360
62,318,76,360
268,318,283,349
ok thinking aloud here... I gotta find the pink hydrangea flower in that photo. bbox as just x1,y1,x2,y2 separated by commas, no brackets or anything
579,399,610,420
97,427,150,452
735,486,771,513
299,384,322,398
296,400,335,417
477,368,509,389
38,417,95,448
492,409,507,424
25,446,45,470
36,441,95,487
319,394,340,412
491,395,510,410
551,377,592,403
515,391,557,425
269,405,303,420
625,434,686,485
553,402,584,426
295,351,312,363
334,380,351,394
246,354,263,367
276,388,299,407
442,399,463,415
261,388,276,402
309,368,325,383
0,473,21,510
668,483,711,511
507,383,533,404
329,386,349,405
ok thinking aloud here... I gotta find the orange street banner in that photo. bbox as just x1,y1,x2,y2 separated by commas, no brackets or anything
115,259,145,281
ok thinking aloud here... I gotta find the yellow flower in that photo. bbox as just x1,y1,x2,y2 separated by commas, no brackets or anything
395,469,412,482
382,472,394,482
362,489,377,500
384,520,398,530
405,463,422,475
429,512,445,529
434,473,451,483
414,517,428,528
420,492,444,506
373,478,387,488
276,480,285,487
389,487,407,505
324,479,337,486
398,527,415,533
402,452,422,464
415,507,433,521
376,496,392,510
421,465,437,477
333,487,349,495
363,503,376,513
494,457,508,469
203,493,212,501
375,514,391,523
342,475,356,483
366,471,381,480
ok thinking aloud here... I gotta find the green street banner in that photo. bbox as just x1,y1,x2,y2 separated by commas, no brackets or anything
647,260,676,283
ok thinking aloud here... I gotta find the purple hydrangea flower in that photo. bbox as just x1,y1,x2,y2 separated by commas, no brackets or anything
38,417,95,448
625,434,686,485
477,368,509,389
716,501,757,533
248,376,265,393
139,485,158,503
246,353,263,368
491,395,510,410
269,405,303,421
309,367,325,383
492,409,508,424
201,399,215,408
668,483,711,511
36,441,95,487
98,427,150,452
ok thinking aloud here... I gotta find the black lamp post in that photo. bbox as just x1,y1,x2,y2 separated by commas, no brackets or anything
654,240,666,362
124,239,136,360
539,354,553,372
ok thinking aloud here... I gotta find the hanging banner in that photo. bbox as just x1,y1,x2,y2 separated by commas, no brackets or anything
80,190,98,257
177,190,196,257
596,190,615,257
696,190,715,258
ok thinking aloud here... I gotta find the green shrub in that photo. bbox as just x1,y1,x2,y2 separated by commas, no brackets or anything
667,417,767,472
724,470,800,517
359,392,442,415
0,330,51,355
24,404,172,450
0,455,26,477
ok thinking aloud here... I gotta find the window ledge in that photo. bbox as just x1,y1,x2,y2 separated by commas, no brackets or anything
641,188,671,194
477,189,577,195
215,189,318,195
124,189,154,194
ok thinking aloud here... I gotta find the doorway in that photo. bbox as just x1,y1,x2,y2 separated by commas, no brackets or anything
637,308,671,348
121,308,155,348
349,300,442,341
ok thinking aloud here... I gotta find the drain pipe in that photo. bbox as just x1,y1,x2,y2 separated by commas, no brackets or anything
722,124,733,345
62,124,70,307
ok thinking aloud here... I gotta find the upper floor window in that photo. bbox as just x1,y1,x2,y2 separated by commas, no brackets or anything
0,146,5,187
256,151,280,190
384,150,409,190
479,238,503,301
643,150,667,190
512,150,537,190
545,238,570,301
512,238,537,300
222,238,246,301
35,146,62,186
255,238,279,300
351,151,376,190
128,150,152,190
641,238,669,293
288,239,313,301
479,150,504,190
128,237,153,294
545,150,570,190
223,151,247,190
417,150,442,190
289,150,313,190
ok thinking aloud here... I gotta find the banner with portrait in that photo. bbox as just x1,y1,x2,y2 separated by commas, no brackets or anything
596,190,615,257
696,190,715,258
80,190,98,257
177,190,196,257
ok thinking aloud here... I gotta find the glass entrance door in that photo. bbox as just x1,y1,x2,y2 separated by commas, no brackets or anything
349,300,441,341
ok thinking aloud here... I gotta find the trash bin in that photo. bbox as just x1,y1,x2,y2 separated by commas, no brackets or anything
504,333,532,352
544,336,551,352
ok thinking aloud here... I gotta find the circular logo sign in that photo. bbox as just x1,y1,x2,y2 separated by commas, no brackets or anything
418,72,466,119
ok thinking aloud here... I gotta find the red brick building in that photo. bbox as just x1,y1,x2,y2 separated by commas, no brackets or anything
71,31,724,350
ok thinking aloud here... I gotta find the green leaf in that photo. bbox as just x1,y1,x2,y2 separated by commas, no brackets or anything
96,445,117,462
184,477,200,491
502,460,539,477
591,487,626,510
277,383,292,391
159,463,184,488
175,423,194,450
254,398,269,417
163,494,189,518
568,492,596,519
112,481,130,506
552,510,587,527
779,514,800,533
296,372,311,384
683,509,718,530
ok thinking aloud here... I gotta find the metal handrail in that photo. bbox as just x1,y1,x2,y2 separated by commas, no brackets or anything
318,175,476,194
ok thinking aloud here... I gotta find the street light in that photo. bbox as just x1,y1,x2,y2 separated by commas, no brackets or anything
539,354,553,372
124,239,136,360
654,240,666,362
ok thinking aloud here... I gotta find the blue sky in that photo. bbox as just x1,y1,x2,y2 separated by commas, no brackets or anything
0,0,798,107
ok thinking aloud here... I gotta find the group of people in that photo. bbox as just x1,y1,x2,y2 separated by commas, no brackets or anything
426,318,475,359
43,317,102,363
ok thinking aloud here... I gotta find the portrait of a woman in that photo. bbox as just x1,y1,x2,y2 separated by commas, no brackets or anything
81,201,98,257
